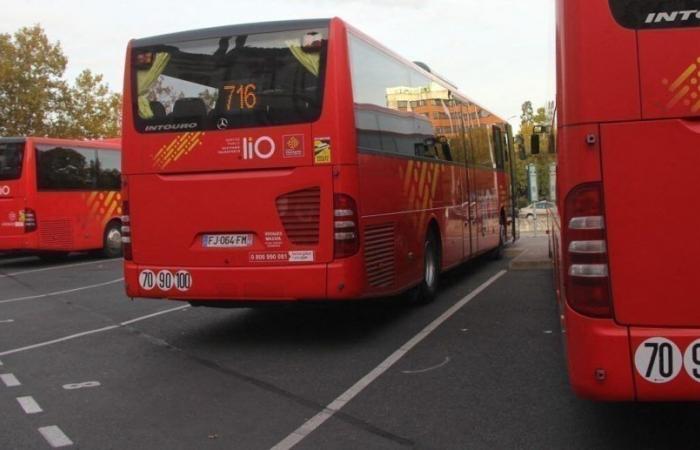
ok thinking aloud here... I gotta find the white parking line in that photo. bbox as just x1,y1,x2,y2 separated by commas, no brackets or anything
0,319,13,323
1,373,21,387
0,258,121,278
38,426,73,448
0,278,124,305
17,396,43,414
0,305,190,357
271,269,508,450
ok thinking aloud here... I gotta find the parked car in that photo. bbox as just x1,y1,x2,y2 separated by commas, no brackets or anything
518,201,556,219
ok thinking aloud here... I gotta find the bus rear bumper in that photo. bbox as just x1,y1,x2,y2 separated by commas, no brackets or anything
565,304,700,401
629,328,700,401
564,304,636,401
0,234,35,252
124,262,334,302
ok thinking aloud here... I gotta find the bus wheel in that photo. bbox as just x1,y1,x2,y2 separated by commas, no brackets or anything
491,224,506,260
407,231,440,305
101,221,123,258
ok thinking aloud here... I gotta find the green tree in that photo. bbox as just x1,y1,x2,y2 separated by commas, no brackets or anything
0,24,68,136
53,70,121,138
0,24,121,138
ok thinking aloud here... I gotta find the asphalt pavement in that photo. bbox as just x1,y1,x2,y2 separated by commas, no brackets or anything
0,243,698,450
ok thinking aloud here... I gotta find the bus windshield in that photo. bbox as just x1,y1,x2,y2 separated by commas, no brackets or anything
131,27,328,133
0,142,23,180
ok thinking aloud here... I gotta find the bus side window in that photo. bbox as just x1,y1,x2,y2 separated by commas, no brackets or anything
36,146,97,190
492,126,504,169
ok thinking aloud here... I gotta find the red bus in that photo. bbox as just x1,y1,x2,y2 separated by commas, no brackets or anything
121,18,515,304
0,137,123,259
553,0,700,400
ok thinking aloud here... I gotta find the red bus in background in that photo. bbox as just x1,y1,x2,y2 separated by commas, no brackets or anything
0,137,123,260
121,18,515,305
553,0,700,400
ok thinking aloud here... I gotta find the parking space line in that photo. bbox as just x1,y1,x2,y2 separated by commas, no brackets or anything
17,396,43,414
0,278,124,305
0,305,190,357
1,373,21,387
38,426,73,448
271,269,508,450
0,258,121,278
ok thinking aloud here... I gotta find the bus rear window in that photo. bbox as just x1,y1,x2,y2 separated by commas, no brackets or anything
610,0,700,29
0,142,23,180
132,27,328,133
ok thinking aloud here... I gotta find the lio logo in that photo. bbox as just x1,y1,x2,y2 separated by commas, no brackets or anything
243,136,276,160
0,185,9,196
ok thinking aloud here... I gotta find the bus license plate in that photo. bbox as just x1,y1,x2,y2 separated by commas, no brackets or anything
202,234,253,248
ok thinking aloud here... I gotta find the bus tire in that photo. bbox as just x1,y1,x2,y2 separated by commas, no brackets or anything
407,230,440,305
491,223,506,260
101,221,123,258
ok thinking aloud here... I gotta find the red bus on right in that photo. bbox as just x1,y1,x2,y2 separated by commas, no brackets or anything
553,0,700,400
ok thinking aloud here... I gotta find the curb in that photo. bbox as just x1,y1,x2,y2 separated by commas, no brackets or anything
509,249,552,271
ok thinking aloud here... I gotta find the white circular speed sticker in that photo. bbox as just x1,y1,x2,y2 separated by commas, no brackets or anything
634,337,682,383
683,339,700,383
138,270,156,291
174,270,192,292
156,270,174,291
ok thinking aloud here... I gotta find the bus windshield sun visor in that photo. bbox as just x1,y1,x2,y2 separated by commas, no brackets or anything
132,27,328,133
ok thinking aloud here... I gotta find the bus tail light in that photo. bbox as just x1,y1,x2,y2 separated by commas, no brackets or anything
563,183,612,318
121,200,132,261
23,208,36,232
333,194,359,259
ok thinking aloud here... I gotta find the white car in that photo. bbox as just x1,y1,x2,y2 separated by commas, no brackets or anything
519,201,556,219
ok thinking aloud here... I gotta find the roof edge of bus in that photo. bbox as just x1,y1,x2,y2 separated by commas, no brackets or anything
344,22,508,125
131,18,333,47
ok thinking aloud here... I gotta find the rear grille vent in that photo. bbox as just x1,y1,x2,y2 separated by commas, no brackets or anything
276,187,321,245
39,219,73,249
364,223,396,288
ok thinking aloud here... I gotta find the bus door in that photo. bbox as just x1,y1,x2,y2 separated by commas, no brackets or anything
0,139,28,240
464,160,478,258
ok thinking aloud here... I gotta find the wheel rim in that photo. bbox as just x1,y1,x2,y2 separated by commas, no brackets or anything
107,227,122,250
424,242,437,288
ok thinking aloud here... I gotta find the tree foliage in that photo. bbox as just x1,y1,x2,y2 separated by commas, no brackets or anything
0,25,120,139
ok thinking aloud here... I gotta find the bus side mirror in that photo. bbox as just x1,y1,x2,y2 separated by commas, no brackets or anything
531,134,541,154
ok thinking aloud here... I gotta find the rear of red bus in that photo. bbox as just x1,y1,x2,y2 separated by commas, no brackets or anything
122,19,368,303
555,0,700,400
0,138,36,251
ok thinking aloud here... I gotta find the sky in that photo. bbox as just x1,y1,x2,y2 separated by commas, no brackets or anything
2,0,555,128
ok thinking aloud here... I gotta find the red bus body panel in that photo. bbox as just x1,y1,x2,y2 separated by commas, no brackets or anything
0,138,122,254
555,0,700,400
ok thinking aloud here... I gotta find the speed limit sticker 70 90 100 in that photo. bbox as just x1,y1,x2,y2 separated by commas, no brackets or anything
139,270,156,291
157,270,174,290
139,269,191,292
634,337,682,384
174,270,192,292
